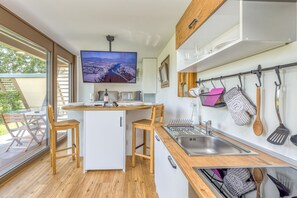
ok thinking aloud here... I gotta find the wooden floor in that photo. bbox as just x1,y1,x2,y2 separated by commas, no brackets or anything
0,142,158,198
0,132,65,177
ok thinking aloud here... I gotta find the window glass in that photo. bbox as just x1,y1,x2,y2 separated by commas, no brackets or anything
0,25,50,177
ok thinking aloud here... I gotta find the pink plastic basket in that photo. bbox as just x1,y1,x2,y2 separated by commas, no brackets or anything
199,88,226,108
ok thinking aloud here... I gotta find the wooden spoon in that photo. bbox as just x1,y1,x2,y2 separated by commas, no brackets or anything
253,168,264,198
253,87,263,136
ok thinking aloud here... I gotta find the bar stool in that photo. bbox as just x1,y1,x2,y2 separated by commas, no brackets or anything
48,105,80,175
132,104,164,173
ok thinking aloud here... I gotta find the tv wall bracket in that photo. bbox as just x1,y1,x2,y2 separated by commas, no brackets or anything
106,35,114,52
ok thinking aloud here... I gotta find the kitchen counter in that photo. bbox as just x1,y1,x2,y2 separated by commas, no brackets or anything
62,104,152,111
154,126,291,198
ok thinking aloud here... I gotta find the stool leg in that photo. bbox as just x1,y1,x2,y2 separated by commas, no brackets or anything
132,125,136,167
52,130,57,175
71,128,75,161
150,129,154,174
75,125,80,168
50,128,53,167
143,130,146,156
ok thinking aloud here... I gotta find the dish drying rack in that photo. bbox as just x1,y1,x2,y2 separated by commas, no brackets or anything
167,119,194,131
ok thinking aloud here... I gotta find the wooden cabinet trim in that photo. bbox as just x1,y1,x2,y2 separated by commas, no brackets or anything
176,0,226,49
178,72,197,97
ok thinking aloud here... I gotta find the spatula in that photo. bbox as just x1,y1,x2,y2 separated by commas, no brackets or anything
267,84,290,145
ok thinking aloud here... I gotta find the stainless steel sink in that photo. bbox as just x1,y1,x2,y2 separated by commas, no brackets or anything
175,135,254,156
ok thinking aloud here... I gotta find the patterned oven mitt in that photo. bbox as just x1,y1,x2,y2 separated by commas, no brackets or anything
223,87,256,126
223,168,256,196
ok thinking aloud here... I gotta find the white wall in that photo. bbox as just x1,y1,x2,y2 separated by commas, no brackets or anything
157,33,297,162
156,35,194,123
77,59,94,102
16,78,46,108
199,41,297,162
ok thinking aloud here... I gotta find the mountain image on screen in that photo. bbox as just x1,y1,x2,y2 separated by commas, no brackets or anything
81,51,137,83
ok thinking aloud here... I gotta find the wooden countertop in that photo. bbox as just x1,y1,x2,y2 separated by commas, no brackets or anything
154,126,291,198
62,104,152,111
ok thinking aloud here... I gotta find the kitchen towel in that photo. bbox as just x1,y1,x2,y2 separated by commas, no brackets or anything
223,87,256,126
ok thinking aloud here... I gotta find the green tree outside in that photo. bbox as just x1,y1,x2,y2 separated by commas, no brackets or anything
0,42,46,135
0,43,46,73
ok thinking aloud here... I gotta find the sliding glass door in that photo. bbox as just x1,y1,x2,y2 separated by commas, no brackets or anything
0,25,51,177
56,56,72,122
53,45,75,139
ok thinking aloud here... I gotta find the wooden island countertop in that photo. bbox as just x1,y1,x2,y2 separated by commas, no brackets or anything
62,104,152,111
154,126,292,198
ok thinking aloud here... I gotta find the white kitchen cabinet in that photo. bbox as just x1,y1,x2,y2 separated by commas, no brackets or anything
154,132,188,198
142,58,157,93
84,110,125,171
177,0,296,72
154,132,165,195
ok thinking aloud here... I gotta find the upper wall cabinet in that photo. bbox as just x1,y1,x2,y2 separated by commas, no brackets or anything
176,0,225,49
176,0,297,72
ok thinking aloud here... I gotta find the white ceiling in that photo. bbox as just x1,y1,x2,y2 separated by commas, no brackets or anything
0,0,191,60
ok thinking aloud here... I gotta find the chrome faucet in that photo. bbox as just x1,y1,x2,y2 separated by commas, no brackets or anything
205,120,212,136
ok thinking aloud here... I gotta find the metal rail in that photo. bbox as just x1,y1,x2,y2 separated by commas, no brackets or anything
196,62,297,86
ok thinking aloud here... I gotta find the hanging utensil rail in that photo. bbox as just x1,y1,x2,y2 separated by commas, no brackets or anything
196,62,297,85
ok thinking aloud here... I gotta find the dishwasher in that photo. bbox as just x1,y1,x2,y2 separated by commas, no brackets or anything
194,166,297,198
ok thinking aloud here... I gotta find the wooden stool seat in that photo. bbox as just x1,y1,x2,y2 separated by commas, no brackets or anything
48,105,80,175
132,104,164,174
132,119,152,128
53,120,80,129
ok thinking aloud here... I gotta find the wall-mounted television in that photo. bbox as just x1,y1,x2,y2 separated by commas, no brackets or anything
80,50,137,83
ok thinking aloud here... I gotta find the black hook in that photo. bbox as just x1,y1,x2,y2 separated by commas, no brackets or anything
220,76,225,89
211,79,216,88
255,65,262,87
201,81,205,87
197,78,201,86
237,73,243,89
274,66,281,86
198,78,205,87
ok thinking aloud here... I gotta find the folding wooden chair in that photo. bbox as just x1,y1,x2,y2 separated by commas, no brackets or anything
1,113,45,152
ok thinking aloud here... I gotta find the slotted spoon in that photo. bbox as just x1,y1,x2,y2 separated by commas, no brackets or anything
267,84,290,145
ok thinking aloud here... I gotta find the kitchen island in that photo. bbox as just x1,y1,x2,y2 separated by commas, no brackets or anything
62,104,152,172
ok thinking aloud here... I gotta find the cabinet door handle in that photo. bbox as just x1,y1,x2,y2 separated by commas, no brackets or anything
168,156,177,169
155,135,160,141
120,117,122,127
188,18,198,29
